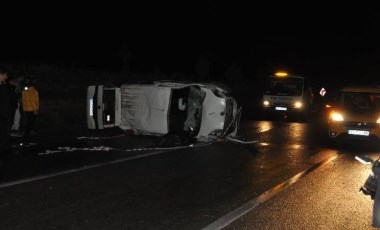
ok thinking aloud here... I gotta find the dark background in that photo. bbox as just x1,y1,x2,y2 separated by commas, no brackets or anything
1,4,380,131
2,5,380,84
1,4,380,109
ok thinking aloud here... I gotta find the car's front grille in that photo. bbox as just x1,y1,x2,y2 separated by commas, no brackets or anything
272,102,291,107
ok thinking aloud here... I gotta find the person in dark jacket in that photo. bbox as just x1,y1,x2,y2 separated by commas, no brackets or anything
0,66,10,154
7,73,24,132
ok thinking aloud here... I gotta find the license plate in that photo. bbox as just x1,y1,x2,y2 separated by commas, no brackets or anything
275,107,287,111
348,130,369,136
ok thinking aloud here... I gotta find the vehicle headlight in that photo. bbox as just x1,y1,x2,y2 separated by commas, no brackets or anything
293,101,303,109
263,100,270,107
377,118,380,124
331,112,344,121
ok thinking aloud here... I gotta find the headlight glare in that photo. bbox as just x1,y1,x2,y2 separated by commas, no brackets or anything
293,101,303,108
331,112,344,121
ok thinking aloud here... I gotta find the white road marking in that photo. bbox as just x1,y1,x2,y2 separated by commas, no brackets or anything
0,151,166,189
201,154,340,230
38,140,216,156
38,146,115,155
1,141,217,189
76,134,125,140
225,137,258,144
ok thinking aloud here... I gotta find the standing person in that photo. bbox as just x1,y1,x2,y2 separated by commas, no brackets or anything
8,74,24,132
0,66,10,153
20,78,39,146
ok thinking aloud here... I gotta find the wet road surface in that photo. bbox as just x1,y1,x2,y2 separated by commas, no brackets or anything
1,114,379,229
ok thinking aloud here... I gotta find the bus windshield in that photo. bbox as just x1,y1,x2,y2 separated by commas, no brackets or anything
264,77,304,96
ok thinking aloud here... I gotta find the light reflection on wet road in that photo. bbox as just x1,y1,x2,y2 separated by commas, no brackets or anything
1,116,379,229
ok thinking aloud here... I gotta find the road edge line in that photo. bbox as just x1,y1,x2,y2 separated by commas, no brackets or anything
201,153,340,230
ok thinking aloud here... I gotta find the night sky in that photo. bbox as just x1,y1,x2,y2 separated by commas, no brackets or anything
2,5,380,85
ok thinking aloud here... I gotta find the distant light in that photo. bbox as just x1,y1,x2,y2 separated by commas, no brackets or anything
325,104,331,108
292,144,302,149
377,118,380,124
263,100,270,107
275,72,288,77
107,115,111,122
320,88,327,97
24,86,29,90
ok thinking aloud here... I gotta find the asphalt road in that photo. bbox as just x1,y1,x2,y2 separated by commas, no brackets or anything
0,113,379,229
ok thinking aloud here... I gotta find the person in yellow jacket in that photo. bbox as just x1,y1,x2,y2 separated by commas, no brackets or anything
20,78,39,145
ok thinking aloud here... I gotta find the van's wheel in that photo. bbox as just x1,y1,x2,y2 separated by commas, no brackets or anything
303,111,308,122
301,107,310,122
263,111,271,121
297,111,307,122
328,138,340,149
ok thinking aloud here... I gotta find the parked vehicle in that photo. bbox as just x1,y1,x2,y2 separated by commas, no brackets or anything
327,86,380,140
87,81,241,141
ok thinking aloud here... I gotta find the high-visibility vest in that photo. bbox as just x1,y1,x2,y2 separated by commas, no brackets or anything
22,86,39,112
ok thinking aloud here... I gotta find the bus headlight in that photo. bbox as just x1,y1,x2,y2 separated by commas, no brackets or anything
263,100,270,107
331,112,344,121
293,101,303,109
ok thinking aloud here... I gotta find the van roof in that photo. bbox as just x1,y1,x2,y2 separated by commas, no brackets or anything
341,86,380,94
269,75,305,79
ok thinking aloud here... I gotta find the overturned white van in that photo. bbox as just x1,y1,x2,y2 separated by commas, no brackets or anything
87,81,241,141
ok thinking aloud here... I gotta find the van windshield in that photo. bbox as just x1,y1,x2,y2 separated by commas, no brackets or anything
340,92,380,111
264,77,304,96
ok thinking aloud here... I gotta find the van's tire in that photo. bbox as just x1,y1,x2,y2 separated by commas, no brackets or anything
303,110,309,122
263,111,272,121
297,110,308,123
